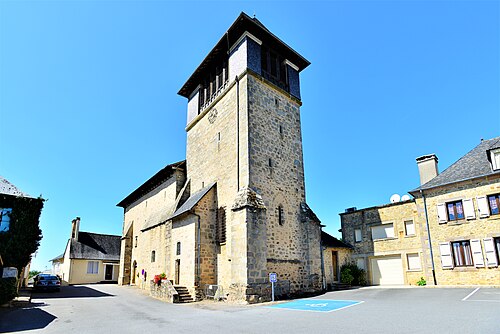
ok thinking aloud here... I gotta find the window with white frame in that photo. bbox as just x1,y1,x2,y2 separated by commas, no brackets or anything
490,148,500,170
371,223,394,240
451,240,473,267
404,220,415,236
87,261,99,274
354,229,362,242
406,253,421,270
437,199,476,223
487,194,500,215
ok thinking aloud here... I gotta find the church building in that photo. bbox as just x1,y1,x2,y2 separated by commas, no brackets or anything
117,12,324,303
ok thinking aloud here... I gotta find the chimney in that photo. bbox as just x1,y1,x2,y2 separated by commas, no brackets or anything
416,154,439,185
71,217,80,240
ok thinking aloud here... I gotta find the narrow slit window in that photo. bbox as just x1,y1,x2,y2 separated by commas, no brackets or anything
278,205,284,225
176,242,181,256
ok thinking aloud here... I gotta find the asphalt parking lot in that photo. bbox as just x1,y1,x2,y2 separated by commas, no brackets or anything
1,285,499,333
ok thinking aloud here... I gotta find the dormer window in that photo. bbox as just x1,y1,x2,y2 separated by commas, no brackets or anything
490,148,500,170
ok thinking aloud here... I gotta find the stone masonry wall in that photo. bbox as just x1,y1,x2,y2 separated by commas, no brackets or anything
416,176,500,285
193,188,218,288
119,170,184,286
246,73,322,294
341,201,429,285
186,74,251,294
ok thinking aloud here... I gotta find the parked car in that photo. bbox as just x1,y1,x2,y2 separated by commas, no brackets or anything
33,274,61,292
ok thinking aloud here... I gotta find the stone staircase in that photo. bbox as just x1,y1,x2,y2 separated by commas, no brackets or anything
330,282,352,291
173,286,194,303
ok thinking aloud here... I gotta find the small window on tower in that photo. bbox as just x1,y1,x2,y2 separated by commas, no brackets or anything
269,158,273,167
278,205,284,225
275,98,279,107
176,242,181,256
151,251,156,263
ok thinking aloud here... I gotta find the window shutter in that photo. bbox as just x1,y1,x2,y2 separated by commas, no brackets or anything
476,196,490,218
470,239,485,268
462,198,476,220
439,242,454,269
437,204,447,224
483,238,498,267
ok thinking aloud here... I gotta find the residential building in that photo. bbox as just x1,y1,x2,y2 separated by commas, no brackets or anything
54,217,121,284
341,137,500,286
0,176,43,288
118,12,323,303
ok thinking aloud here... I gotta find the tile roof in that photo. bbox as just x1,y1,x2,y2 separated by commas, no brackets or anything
412,137,500,192
321,231,353,249
69,232,121,261
0,177,33,198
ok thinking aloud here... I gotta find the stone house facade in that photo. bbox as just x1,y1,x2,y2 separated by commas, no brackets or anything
341,137,500,286
118,13,324,303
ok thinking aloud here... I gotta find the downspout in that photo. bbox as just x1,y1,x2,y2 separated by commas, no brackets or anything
421,189,437,285
235,75,240,190
193,212,201,289
319,225,326,290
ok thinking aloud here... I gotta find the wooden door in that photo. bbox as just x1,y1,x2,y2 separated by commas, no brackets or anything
105,265,113,280
175,259,180,285
332,251,338,282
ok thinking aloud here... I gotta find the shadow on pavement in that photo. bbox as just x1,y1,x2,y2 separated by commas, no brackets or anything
32,285,114,299
0,306,56,333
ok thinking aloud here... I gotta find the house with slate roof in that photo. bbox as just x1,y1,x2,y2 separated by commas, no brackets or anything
54,217,121,284
341,137,500,286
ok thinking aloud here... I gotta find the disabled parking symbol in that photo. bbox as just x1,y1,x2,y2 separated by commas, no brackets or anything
268,299,363,313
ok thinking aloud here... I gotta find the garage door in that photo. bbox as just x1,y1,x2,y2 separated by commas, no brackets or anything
371,256,404,285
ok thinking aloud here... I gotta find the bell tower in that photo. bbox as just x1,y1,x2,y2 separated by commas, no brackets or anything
178,13,322,302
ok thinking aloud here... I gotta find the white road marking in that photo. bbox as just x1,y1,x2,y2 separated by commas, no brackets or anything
462,287,480,301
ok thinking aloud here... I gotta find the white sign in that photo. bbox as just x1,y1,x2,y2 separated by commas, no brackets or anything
2,267,18,278
269,272,277,283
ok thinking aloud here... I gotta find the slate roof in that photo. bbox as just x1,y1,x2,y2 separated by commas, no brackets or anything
50,253,64,262
69,232,121,261
321,231,353,249
178,12,310,98
412,137,500,193
0,176,34,198
117,160,185,208
169,182,216,221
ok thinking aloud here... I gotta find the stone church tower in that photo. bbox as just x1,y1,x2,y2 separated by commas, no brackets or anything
118,12,322,303
178,13,322,301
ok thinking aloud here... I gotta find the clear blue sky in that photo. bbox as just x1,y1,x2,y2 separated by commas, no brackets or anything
1,1,498,272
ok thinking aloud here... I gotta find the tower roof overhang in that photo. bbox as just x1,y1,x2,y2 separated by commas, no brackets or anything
178,12,310,98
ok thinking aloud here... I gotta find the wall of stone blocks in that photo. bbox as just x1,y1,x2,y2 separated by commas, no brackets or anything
119,171,184,286
246,73,322,294
415,176,500,285
193,188,218,288
170,216,196,296
341,201,431,285
323,247,351,287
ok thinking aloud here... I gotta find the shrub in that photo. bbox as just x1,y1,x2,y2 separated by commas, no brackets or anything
340,262,366,286
0,278,18,305
416,277,427,286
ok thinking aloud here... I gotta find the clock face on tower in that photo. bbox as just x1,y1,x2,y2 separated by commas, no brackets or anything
0,208,12,233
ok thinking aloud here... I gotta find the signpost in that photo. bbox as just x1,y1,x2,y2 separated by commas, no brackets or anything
269,272,277,302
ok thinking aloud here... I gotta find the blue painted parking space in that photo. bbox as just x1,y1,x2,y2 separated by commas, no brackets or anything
267,299,363,313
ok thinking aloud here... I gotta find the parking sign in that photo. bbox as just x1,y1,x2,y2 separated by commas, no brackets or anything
269,272,277,283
